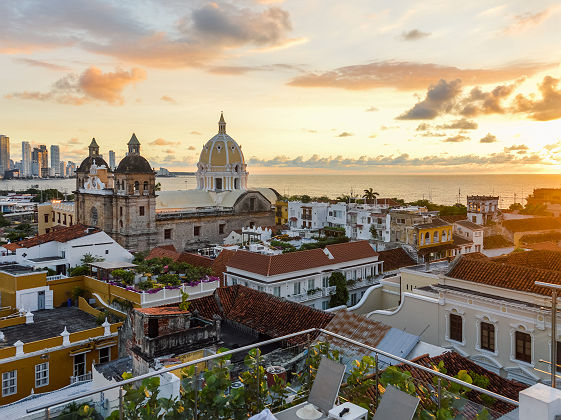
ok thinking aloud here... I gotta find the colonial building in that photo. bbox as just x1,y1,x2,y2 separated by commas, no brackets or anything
74,114,277,252
467,195,499,225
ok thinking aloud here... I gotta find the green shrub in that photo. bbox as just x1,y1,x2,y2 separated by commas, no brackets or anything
70,265,90,276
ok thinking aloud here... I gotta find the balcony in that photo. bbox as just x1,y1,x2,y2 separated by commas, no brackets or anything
70,372,92,384
27,329,520,420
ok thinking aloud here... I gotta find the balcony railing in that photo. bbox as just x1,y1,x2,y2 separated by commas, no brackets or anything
27,328,519,419
70,372,93,384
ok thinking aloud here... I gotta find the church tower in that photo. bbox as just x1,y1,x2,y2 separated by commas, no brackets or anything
113,133,157,250
196,113,248,191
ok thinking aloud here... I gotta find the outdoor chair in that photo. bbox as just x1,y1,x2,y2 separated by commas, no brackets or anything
372,384,419,420
274,356,347,419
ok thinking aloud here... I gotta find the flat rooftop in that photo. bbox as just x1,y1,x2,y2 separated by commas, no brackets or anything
0,307,98,346
404,260,451,275
0,263,38,275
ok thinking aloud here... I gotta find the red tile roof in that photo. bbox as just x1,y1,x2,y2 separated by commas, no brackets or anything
136,306,188,316
145,246,213,269
377,248,416,271
146,246,179,261
177,252,213,268
483,235,513,249
383,352,526,416
227,240,378,276
492,249,561,272
189,285,334,344
455,220,484,230
502,217,561,233
446,254,561,296
211,249,238,283
527,241,561,252
3,224,100,250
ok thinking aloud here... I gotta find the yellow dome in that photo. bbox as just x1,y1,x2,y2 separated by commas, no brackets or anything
198,114,245,170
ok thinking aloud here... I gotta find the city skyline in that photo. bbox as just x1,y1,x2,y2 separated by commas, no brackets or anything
1,1,561,174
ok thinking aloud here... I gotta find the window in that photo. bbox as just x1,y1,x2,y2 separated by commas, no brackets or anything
249,197,256,211
143,181,148,191
480,322,495,352
308,279,315,290
148,318,159,338
44,214,49,223
105,249,109,255
215,178,223,190
2,370,17,396
164,229,172,240
134,181,139,191
219,224,225,234
322,276,329,288
257,286,264,292
35,362,49,387
449,313,463,342
273,286,281,297
120,207,123,217
322,301,329,310
515,331,532,363
293,282,301,295
99,347,110,364
73,354,86,377
350,293,357,305
194,226,201,236
139,206,145,216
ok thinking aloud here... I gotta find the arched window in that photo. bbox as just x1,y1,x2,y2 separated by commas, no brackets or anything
119,220,123,228
134,181,139,191
143,181,148,191
90,207,98,226
234,178,240,189
442,230,448,242
434,231,439,243
424,232,430,244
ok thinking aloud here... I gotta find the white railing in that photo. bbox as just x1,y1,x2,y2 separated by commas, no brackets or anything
70,372,92,384
140,281,219,306
47,274,68,281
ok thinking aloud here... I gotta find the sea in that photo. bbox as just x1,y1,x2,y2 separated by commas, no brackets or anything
2,174,561,206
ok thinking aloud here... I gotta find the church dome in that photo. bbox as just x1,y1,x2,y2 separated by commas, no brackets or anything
115,133,153,174
77,138,109,173
198,113,245,170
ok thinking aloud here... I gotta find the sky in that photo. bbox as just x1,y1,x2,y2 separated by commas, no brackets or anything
1,0,561,174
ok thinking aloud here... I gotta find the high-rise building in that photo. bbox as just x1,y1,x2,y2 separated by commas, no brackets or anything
0,135,10,176
109,150,116,170
21,141,31,177
32,146,48,178
67,161,76,177
50,145,60,176
59,161,66,178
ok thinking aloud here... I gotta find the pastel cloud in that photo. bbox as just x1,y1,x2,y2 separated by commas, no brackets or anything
337,132,354,137
288,61,551,91
443,135,469,143
401,29,430,41
160,95,177,104
480,133,498,143
150,138,179,146
5,66,146,105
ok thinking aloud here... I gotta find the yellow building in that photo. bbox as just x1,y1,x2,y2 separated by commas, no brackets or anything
0,266,121,405
275,200,288,225
414,218,454,260
37,200,75,235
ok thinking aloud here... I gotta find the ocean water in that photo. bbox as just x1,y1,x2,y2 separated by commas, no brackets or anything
1,174,561,206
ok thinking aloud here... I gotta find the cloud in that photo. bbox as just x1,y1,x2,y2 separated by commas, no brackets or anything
397,79,462,119
443,135,469,143
369,134,377,138
480,133,498,143
188,146,196,151
287,60,551,91
417,131,446,138
365,106,379,112
544,141,561,151
436,118,478,130
0,1,296,69
190,131,202,135
207,63,303,75
14,58,69,71
150,138,179,146
504,6,561,33
337,132,353,137
5,66,146,105
247,151,547,169
401,29,430,41
512,76,561,121
398,75,561,121
160,95,177,104
504,144,528,153
302,129,317,133
67,137,81,145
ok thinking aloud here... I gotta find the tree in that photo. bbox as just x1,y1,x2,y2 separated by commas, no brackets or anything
363,188,379,204
155,182,162,191
81,253,104,265
329,272,349,307
369,224,378,239
509,203,523,211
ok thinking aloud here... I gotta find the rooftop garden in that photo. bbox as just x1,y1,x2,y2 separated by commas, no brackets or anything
57,340,510,420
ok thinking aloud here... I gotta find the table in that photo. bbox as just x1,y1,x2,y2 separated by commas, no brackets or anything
328,402,368,420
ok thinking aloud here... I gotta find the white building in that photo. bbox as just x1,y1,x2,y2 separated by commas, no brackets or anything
223,226,273,246
467,195,499,225
50,145,60,176
288,201,329,230
453,220,484,254
226,241,387,309
21,141,31,177
2,224,133,275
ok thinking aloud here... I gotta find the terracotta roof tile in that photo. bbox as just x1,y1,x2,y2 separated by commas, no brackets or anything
5,224,100,249
189,285,333,345
145,246,213,269
455,220,484,230
447,253,561,296
453,234,472,246
177,252,213,268
136,306,188,316
527,241,561,252
146,246,179,261
227,241,378,276
502,217,561,233
211,249,238,282
377,248,416,271
483,235,513,249
491,249,561,272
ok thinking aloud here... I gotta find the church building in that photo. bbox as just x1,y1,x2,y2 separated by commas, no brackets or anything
74,114,277,252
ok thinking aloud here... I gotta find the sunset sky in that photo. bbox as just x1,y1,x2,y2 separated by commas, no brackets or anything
1,0,561,174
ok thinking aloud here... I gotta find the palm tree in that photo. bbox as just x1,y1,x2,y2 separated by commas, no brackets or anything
155,182,162,191
363,188,379,205
336,194,351,203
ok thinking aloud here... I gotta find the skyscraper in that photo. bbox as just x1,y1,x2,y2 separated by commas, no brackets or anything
22,141,31,177
0,135,10,176
109,150,116,170
50,145,60,176
32,146,48,178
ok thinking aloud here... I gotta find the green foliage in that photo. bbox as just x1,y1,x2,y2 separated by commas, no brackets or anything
370,224,378,239
158,273,181,286
112,269,135,285
509,203,523,211
520,202,550,215
0,214,10,228
72,286,87,303
520,230,561,245
179,291,190,311
270,239,297,253
70,265,90,276
408,199,467,217
57,402,102,419
363,188,380,204
81,253,104,265
111,297,134,312
95,310,109,325
133,251,148,265
240,348,268,414
137,280,153,291
329,271,349,307
343,355,377,411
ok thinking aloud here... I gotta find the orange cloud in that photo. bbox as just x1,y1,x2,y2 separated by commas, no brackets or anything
150,138,179,146
504,6,561,33
288,61,553,91
5,66,146,105
160,95,177,104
